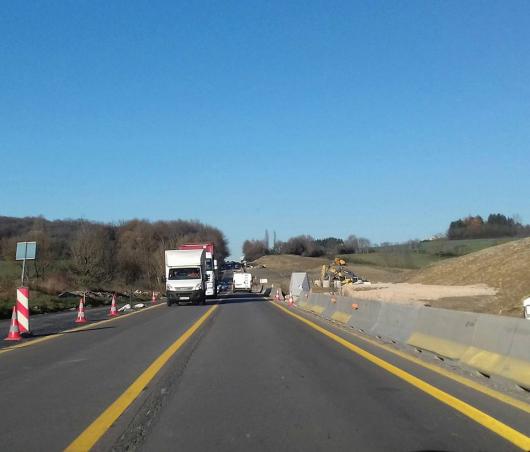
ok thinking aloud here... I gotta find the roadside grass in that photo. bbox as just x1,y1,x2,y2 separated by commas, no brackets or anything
339,237,517,270
418,238,516,257
0,293,78,319
0,257,157,319
338,252,443,269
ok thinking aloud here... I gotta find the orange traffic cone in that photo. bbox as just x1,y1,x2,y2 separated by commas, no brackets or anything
5,306,22,341
274,289,280,302
75,296,88,323
151,291,157,304
109,294,118,316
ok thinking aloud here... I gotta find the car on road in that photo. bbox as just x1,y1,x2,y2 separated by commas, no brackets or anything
233,272,252,292
217,282,229,292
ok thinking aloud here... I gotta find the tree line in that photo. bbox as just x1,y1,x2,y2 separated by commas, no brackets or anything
447,214,530,240
243,234,372,261
0,216,229,292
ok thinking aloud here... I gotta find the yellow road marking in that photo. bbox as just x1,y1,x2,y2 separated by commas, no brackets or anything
271,302,530,451
0,303,165,357
294,305,530,415
65,305,218,452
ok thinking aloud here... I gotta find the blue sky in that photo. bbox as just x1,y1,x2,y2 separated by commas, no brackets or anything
1,1,529,258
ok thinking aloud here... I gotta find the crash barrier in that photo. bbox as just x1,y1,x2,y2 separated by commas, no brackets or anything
272,291,530,390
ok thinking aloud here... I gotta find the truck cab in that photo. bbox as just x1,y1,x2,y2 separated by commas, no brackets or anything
165,249,207,306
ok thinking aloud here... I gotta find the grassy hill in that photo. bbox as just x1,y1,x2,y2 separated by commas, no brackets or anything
407,237,530,316
338,238,516,269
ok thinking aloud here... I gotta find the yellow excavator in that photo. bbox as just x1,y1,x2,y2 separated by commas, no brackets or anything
321,257,364,286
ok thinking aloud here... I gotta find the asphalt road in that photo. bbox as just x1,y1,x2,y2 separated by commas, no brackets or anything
0,299,156,350
1,292,529,451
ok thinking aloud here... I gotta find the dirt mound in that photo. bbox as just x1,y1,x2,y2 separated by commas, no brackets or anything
343,282,496,304
407,237,530,316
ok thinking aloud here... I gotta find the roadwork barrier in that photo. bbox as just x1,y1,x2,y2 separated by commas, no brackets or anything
272,290,530,390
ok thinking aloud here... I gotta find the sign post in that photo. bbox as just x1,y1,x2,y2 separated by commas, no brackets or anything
15,242,37,335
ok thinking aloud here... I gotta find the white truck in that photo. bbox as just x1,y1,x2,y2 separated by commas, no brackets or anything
165,249,207,306
233,272,252,293
178,243,218,298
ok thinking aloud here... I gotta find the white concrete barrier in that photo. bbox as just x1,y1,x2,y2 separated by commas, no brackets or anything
295,292,530,390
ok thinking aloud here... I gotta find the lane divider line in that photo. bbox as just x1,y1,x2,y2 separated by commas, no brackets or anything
0,303,165,357
64,304,218,451
270,301,530,451
290,304,530,415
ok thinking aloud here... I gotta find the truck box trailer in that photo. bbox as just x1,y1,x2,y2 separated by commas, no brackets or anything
165,249,207,305
178,243,218,298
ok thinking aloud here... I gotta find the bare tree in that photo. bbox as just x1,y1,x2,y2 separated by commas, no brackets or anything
70,224,113,288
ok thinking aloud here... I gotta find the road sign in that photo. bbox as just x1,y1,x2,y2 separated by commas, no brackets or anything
16,241,37,260
16,241,37,286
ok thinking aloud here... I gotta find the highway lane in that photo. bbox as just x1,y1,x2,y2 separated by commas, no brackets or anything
0,300,212,451
134,295,528,452
1,292,529,451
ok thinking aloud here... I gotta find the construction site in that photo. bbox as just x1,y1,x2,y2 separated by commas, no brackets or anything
249,237,530,318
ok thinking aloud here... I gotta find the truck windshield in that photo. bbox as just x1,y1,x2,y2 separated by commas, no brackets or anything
205,258,213,271
168,268,201,280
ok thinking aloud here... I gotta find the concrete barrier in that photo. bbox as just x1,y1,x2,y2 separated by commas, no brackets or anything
268,284,284,301
293,292,530,390
407,308,478,360
328,297,354,324
317,296,348,322
321,295,340,320
347,298,383,333
370,303,421,343
460,314,530,389
296,291,311,308
306,293,331,316
503,320,530,389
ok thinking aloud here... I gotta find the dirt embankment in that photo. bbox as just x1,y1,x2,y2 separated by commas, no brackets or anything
343,282,496,305
405,237,530,316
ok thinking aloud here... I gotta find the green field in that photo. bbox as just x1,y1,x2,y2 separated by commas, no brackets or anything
0,260,82,318
417,238,515,257
339,237,517,270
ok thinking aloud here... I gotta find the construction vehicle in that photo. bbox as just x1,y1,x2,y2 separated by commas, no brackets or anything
320,257,368,287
